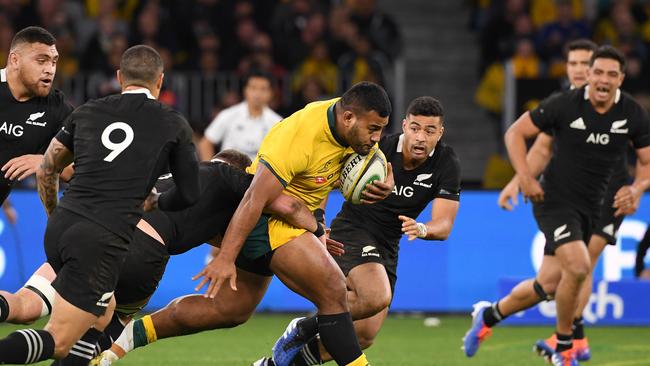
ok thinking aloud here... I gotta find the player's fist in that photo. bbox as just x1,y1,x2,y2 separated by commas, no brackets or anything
613,185,640,216
498,178,520,211
325,234,345,256
519,175,544,203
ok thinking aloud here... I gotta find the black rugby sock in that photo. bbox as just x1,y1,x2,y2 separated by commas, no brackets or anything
98,313,126,352
56,328,102,365
572,317,585,340
317,312,362,365
482,302,504,327
0,329,54,363
555,332,573,353
296,317,319,340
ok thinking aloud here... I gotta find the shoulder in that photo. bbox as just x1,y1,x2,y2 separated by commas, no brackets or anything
435,142,460,169
220,102,246,119
379,133,400,152
264,107,283,122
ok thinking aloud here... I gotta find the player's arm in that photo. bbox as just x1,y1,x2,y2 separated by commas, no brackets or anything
504,111,544,202
2,200,17,225
613,146,650,216
194,163,285,297
265,194,319,233
498,132,553,210
399,198,459,241
36,138,73,216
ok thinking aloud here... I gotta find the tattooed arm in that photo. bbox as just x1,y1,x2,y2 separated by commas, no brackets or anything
36,137,74,216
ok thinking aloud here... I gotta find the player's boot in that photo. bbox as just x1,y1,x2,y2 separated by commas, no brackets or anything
272,317,309,366
550,349,579,366
252,357,276,366
573,338,591,361
462,301,493,357
533,334,556,360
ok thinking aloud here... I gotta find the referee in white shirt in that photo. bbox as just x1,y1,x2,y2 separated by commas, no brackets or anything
199,70,282,161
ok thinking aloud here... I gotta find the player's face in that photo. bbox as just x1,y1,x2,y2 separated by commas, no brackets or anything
586,58,624,105
566,49,592,88
346,110,388,155
244,77,272,109
402,114,443,160
12,42,58,97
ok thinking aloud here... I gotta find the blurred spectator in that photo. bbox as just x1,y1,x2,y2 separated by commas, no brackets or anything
289,76,327,113
512,38,541,78
338,34,387,90
348,0,403,61
87,32,128,98
0,16,14,65
478,0,527,75
530,0,585,29
292,41,338,96
198,70,282,161
536,0,591,61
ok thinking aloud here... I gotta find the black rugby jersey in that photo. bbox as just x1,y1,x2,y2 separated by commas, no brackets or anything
530,86,650,211
334,133,461,242
145,160,252,255
0,68,73,202
56,89,200,241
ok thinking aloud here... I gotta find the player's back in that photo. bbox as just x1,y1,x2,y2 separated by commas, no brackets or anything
148,161,252,254
59,91,195,240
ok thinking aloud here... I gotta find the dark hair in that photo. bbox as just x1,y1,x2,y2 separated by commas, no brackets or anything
590,45,626,72
566,39,597,54
119,45,164,87
406,96,444,122
340,81,391,118
10,26,56,50
214,149,252,171
244,69,274,88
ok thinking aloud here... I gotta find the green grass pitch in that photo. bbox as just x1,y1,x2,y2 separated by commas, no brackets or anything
1,314,648,365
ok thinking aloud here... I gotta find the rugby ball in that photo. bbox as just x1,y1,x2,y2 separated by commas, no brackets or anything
340,147,387,204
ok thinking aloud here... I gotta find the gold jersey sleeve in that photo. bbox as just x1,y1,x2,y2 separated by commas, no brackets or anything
246,97,354,210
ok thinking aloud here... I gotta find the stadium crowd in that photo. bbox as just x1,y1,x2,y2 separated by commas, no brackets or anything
471,0,650,119
0,0,402,132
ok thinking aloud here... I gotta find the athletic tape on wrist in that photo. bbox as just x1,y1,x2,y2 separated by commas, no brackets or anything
416,222,427,238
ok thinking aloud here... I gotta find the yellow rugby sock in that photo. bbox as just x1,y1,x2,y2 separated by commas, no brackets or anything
346,353,369,366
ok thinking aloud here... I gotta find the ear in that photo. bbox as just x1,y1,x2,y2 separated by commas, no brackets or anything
343,110,355,127
402,118,407,133
439,126,445,140
116,69,123,86
8,51,18,68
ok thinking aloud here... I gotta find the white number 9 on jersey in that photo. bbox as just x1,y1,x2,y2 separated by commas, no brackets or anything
102,122,134,162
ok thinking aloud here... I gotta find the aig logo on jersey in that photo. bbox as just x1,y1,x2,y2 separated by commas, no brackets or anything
0,122,23,137
586,133,609,145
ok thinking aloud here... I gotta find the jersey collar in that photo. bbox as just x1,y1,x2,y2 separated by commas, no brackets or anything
396,134,435,157
327,102,349,147
0,69,6,83
583,85,621,104
122,88,156,100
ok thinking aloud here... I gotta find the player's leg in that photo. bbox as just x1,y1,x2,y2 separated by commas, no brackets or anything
552,240,590,359
462,253,562,358
97,267,271,364
0,263,56,324
270,233,368,366
290,263,392,365
565,233,607,361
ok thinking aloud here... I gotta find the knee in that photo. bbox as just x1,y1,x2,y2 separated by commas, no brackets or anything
217,304,253,328
565,261,590,282
316,271,348,311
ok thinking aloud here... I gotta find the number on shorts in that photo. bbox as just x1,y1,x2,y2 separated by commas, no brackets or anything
101,122,134,162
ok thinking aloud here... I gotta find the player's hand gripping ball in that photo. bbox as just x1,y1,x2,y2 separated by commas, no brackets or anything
340,146,388,204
